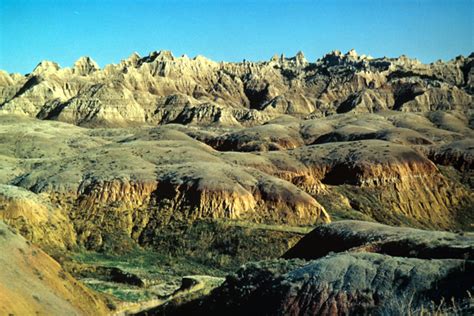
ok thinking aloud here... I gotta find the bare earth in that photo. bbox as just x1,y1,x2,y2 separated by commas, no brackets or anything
0,50,472,314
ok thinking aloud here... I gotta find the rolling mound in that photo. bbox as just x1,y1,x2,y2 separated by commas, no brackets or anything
0,106,472,251
152,221,474,316
179,253,473,316
283,220,474,260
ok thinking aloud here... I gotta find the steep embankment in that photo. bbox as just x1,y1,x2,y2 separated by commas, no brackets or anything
0,221,109,315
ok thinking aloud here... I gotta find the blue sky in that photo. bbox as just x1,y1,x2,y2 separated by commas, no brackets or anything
0,0,472,74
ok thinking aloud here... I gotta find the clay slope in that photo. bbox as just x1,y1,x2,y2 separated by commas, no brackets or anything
0,115,330,250
154,221,474,316
0,221,109,315
0,50,472,127
0,107,472,252
0,184,76,250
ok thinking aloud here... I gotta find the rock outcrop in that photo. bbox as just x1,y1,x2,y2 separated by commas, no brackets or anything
0,50,472,127
283,220,473,260
152,221,474,316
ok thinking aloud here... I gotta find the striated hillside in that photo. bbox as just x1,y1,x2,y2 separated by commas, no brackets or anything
0,109,472,254
0,50,472,127
0,50,473,313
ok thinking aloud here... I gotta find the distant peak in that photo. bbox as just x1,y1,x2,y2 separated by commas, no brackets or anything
296,51,305,58
127,52,141,61
122,52,141,66
347,49,358,58
149,50,175,62
295,51,307,64
73,56,99,75
193,55,213,63
74,56,98,65
269,52,307,65
32,60,60,75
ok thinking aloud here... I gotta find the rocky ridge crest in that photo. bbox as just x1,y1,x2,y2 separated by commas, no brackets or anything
0,49,472,127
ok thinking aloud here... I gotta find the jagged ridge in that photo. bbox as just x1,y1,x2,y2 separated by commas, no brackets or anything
0,50,472,127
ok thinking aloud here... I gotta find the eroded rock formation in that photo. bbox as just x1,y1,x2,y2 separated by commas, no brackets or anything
0,51,472,252
0,106,472,251
0,50,472,127
153,221,474,316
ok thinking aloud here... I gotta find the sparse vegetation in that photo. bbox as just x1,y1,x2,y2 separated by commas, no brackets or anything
64,219,308,302
0,47,472,315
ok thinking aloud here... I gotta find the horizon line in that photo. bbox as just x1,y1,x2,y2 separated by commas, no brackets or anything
3,48,474,76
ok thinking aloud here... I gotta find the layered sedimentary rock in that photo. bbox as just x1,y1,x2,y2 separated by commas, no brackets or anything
0,105,473,251
0,116,330,250
0,50,472,252
0,51,472,313
0,50,472,127
0,221,109,315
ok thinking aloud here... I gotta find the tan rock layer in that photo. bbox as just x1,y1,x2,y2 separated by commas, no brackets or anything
1,50,472,126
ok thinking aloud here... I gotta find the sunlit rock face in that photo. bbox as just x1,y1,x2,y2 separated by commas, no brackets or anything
0,50,472,126
0,50,472,251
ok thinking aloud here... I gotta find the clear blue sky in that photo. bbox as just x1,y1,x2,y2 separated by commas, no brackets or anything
1,0,472,74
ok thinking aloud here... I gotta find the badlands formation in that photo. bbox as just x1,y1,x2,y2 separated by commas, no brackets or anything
0,50,473,314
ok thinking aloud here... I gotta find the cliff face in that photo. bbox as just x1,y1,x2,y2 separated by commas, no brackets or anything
0,50,472,127
285,141,471,229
